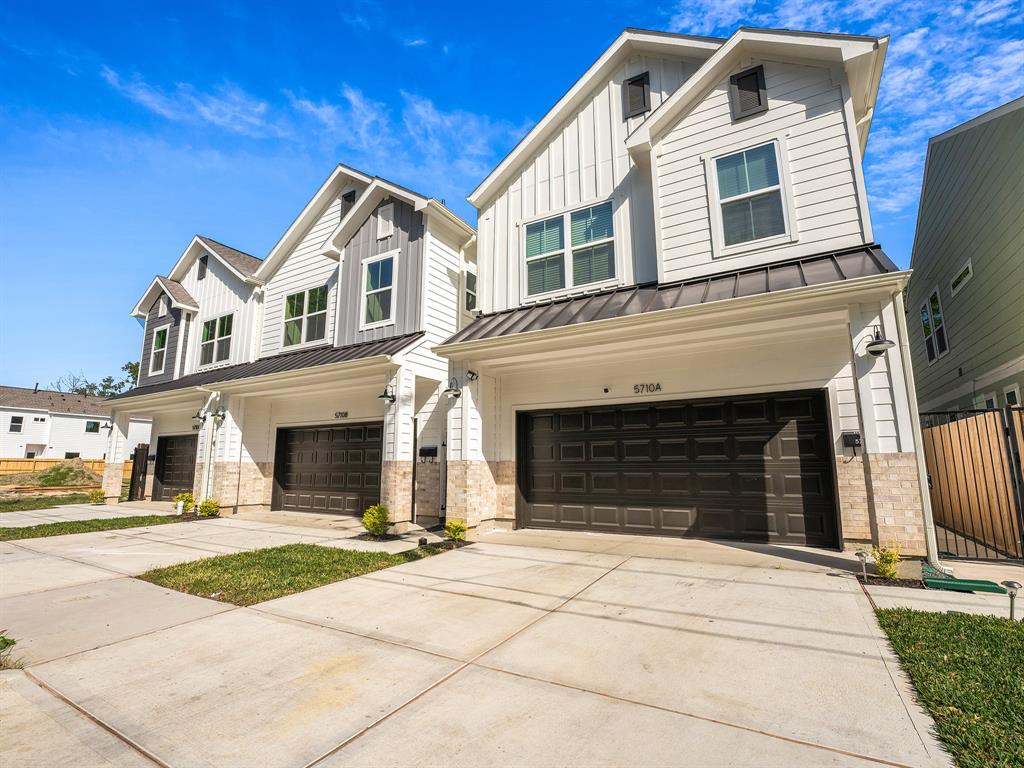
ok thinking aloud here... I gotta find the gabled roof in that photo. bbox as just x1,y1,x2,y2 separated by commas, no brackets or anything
626,27,887,155
253,163,374,281
107,332,425,401
130,276,199,318
440,244,898,347
196,235,262,277
468,28,722,207
0,385,112,417
321,176,474,257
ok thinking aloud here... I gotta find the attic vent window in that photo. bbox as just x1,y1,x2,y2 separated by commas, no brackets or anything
728,65,768,120
377,202,395,240
623,72,650,119
198,255,208,280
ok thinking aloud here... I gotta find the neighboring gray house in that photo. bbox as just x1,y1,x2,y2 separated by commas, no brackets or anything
907,96,1024,412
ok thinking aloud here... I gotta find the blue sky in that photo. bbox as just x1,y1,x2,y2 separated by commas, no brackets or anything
1,0,1021,389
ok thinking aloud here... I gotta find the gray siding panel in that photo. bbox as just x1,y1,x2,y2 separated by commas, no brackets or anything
908,103,1024,409
337,198,424,345
138,293,184,387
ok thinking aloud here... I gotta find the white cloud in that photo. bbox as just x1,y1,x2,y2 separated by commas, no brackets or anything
101,66,283,138
403,38,427,47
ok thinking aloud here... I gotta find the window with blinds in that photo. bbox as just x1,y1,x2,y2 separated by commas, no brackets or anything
525,201,615,296
728,65,767,120
715,143,786,247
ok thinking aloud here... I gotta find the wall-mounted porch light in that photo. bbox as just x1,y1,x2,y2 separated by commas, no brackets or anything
442,377,462,400
192,410,207,426
865,326,896,357
378,385,396,405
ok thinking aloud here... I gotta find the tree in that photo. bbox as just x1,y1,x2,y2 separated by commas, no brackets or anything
51,361,138,397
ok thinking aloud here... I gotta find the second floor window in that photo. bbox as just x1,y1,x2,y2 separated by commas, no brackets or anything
525,200,615,297
9,416,22,433
363,253,394,326
465,271,477,312
284,286,328,347
149,326,169,375
85,421,100,433
715,143,786,247
200,314,233,365
920,289,949,363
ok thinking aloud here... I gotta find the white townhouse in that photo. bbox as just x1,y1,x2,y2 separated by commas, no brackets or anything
103,165,475,529
436,27,938,556
0,386,150,460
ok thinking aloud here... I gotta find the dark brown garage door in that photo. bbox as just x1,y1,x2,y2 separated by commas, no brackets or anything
153,434,197,501
272,423,383,515
518,391,838,546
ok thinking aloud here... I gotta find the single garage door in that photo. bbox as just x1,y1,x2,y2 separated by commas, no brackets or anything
153,434,198,501
518,390,838,546
272,423,383,514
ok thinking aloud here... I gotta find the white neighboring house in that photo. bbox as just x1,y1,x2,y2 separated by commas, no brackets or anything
435,27,939,558
0,386,151,460
103,166,475,527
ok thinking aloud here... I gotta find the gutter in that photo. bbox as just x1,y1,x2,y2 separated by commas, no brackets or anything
893,288,954,576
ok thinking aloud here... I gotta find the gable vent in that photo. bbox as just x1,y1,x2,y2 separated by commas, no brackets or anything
623,72,651,120
728,65,768,121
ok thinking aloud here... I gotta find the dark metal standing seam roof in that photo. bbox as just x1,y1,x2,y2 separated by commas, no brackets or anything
107,332,424,401
443,244,899,346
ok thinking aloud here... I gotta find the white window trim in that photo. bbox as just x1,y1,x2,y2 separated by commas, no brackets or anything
921,286,950,365
950,258,973,296
1004,383,1021,406
464,264,478,313
359,249,399,330
519,196,619,302
376,203,395,240
198,312,234,368
282,286,331,350
9,416,23,433
703,136,798,261
149,322,171,375
157,295,168,317
85,420,101,433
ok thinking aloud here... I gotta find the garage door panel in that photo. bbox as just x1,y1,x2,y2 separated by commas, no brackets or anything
273,422,383,516
518,391,838,547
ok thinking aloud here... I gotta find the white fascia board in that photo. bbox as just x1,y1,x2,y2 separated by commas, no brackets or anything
468,29,722,209
254,164,373,281
321,181,390,254
626,28,884,153
167,236,254,285
131,277,198,318
435,271,908,361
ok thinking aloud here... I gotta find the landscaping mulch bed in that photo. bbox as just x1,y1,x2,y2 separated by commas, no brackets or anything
856,574,925,589
139,542,449,605
876,608,1024,768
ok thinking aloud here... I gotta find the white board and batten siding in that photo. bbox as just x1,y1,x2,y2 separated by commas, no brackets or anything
477,53,705,314
655,60,870,282
260,195,343,359
177,254,258,374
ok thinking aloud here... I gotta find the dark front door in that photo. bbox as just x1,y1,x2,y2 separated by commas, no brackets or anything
153,435,197,501
273,423,383,515
518,390,838,547
128,443,149,501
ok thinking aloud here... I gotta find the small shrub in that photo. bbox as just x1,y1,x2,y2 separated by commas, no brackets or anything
88,489,105,505
0,631,21,670
362,504,390,537
173,492,195,513
197,499,221,518
872,543,902,580
444,519,467,542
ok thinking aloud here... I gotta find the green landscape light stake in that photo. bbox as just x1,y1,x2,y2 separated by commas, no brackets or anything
1001,581,1021,620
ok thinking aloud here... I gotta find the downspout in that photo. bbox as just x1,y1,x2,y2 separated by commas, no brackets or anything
195,388,221,502
893,289,954,576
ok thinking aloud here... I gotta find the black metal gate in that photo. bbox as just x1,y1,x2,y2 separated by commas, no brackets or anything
128,443,149,501
920,406,1024,561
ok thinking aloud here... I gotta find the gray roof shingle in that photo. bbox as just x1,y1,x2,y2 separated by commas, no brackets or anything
0,386,112,417
197,235,263,277
155,277,198,309
443,244,899,345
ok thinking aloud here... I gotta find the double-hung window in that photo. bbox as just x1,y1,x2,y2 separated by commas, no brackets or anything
284,286,328,347
464,270,478,312
149,325,169,375
200,313,233,365
919,288,949,363
362,253,395,326
525,200,614,297
9,416,22,433
714,142,787,248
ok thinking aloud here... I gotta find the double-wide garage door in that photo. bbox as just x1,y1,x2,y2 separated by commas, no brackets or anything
272,423,383,515
518,391,838,546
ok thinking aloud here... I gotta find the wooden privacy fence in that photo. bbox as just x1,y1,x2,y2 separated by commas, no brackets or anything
920,407,1024,560
0,458,133,482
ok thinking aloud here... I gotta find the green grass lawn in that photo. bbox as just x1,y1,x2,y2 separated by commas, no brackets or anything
876,608,1024,768
0,493,92,513
138,543,446,606
0,515,181,541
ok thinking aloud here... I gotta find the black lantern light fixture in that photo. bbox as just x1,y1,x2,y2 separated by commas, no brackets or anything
442,377,462,400
378,384,396,405
865,325,896,357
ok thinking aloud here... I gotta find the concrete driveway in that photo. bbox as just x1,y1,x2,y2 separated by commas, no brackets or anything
0,523,950,768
